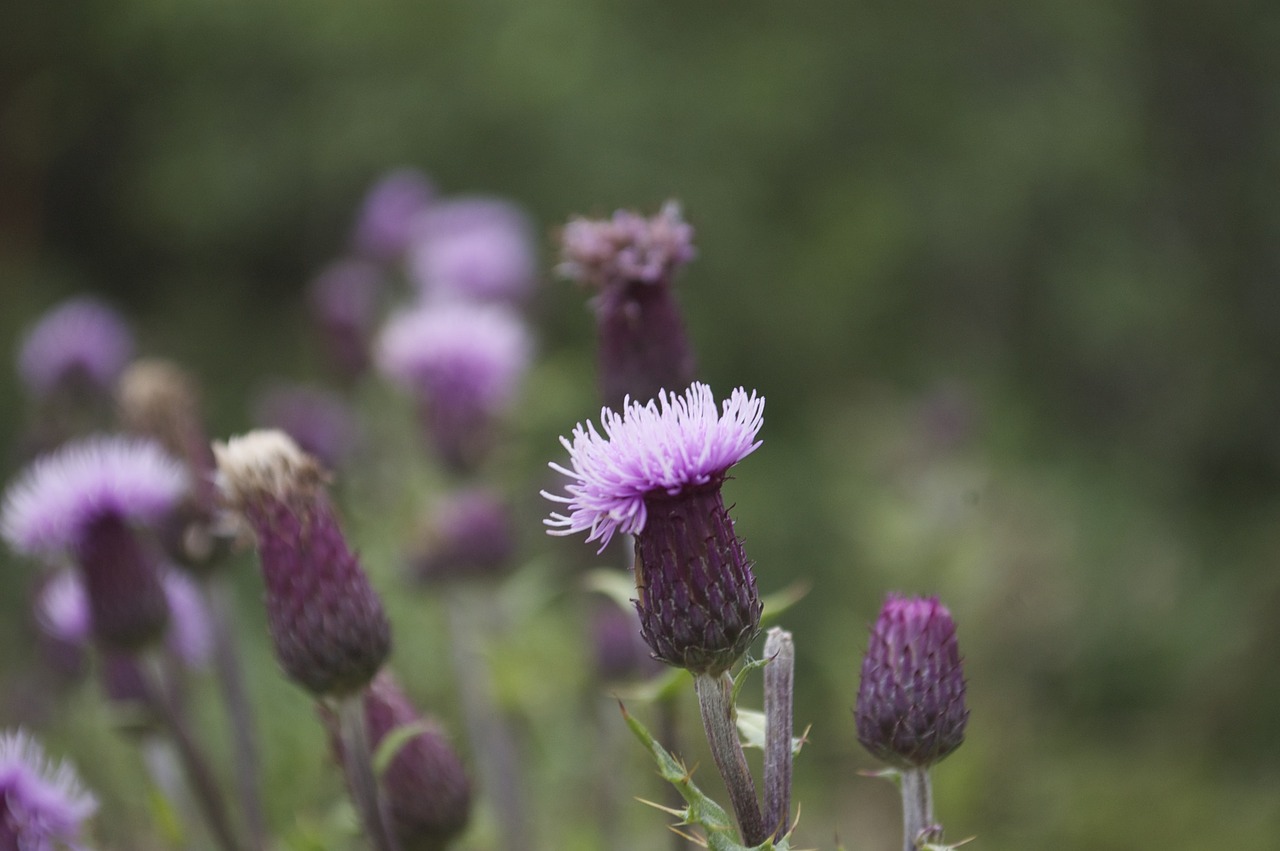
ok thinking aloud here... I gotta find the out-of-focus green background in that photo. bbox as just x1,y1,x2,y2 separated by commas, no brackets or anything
3,1,1280,849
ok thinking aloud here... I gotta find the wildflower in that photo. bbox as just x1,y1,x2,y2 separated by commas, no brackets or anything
855,595,968,769
254,383,361,470
407,197,536,303
351,168,435,261
16,297,134,399
325,672,472,851
558,202,697,410
214,430,390,697
0,729,97,849
376,303,531,470
409,489,515,584
2,437,187,650
307,259,384,379
544,382,764,675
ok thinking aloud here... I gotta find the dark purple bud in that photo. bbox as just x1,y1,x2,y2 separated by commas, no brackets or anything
99,651,160,736
78,513,171,651
409,489,515,584
215,431,390,697
855,595,968,769
363,673,472,851
591,598,664,683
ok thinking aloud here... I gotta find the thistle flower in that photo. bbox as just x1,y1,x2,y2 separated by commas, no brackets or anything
325,672,472,851
855,595,968,769
16,297,134,399
307,259,384,379
376,303,531,470
0,730,98,850
214,430,390,697
254,383,361,470
407,197,536,303
544,382,764,675
558,202,697,410
351,168,435,261
2,437,187,650
409,488,515,584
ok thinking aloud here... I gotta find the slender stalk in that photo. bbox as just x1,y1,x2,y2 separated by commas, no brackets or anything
763,628,794,840
206,578,267,850
693,672,766,847
445,589,532,851
336,694,402,851
900,767,936,851
137,655,247,851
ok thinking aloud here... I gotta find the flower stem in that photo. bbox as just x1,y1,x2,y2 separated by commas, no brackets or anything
694,672,766,847
336,693,402,851
138,654,246,851
900,767,936,851
206,578,267,850
763,628,794,840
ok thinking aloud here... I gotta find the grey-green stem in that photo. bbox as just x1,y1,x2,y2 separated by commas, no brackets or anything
763,628,794,840
337,693,402,851
900,767,937,851
694,672,767,847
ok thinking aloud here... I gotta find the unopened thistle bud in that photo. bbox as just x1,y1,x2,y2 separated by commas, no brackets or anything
559,202,697,410
0,729,98,850
214,430,390,697
376,303,531,471
325,672,472,851
1,437,187,650
544,382,764,676
855,595,968,769
408,197,536,304
409,488,515,584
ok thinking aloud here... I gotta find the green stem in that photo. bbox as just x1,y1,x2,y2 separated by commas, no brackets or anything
694,672,767,847
900,767,936,851
336,693,402,851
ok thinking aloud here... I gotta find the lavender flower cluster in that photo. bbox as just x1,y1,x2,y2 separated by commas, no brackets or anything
1,177,969,851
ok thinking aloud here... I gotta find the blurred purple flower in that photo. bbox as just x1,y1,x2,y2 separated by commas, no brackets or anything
544,382,764,674
162,570,213,668
376,302,532,468
558,201,695,290
17,297,134,399
0,729,97,850
35,570,90,647
351,169,435,261
411,488,515,584
254,383,361,470
307,259,385,379
408,197,536,303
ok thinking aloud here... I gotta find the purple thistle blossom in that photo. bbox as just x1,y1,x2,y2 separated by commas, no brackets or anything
558,201,695,290
351,169,436,262
544,382,765,675
253,383,361,470
214,430,390,697
376,302,532,469
35,570,90,647
162,570,213,668
306,259,384,379
17,297,134,399
855,595,968,769
0,436,189,558
407,197,536,303
0,729,97,850
543,382,763,551
410,488,515,584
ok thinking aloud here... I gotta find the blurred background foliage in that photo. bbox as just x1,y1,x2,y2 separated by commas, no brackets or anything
3,0,1280,849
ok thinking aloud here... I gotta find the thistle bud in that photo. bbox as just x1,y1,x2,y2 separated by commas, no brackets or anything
409,489,515,584
214,430,390,697
855,595,968,769
544,383,765,675
351,168,435,262
307,259,384,380
559,202,697,410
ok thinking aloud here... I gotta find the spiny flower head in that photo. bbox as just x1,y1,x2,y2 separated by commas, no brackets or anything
559,201,695,290
17,297,134,398
0,729,97,850
1,436,189,558
543,382,763,551
407,197,536,303
214,430,390,697
855,594,968,769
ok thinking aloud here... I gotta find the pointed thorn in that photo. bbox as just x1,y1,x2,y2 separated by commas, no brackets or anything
634,797,688,818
